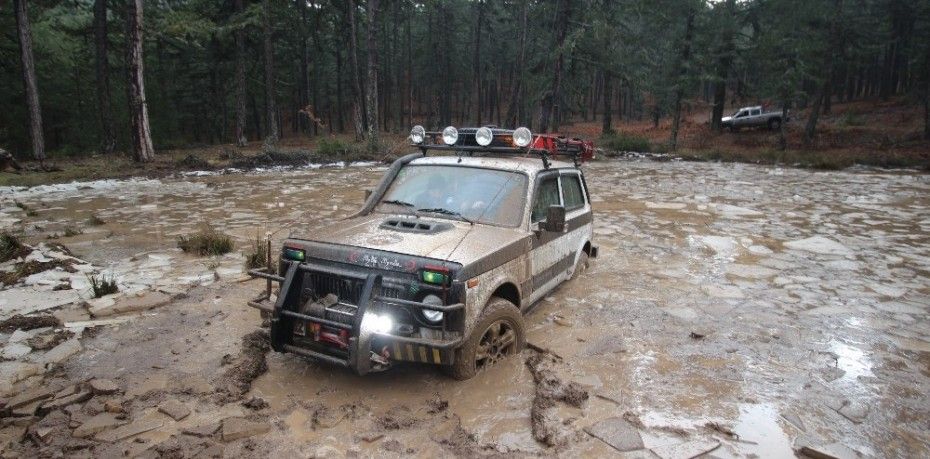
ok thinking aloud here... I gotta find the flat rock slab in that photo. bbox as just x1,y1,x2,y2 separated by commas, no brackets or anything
0,362,43,396
40,391,92,413
89,378,119,395
583,417,644,452
0,288,81,319
221,417,270,442
37,339,81,367
784,236,851,256
90,291,171,318
651,439,720,459
182,422,221,438
2,343,32,360
72,413,126,438
95,419,164,442
799,442,864,459
158,399,191,421
6,385,57,410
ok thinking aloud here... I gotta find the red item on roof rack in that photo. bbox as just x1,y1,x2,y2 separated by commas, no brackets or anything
531,134,596,161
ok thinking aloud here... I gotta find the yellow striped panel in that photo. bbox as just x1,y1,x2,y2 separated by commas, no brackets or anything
432,348,442,364
405,344,415,361
393,342,402,360
418,346,428,362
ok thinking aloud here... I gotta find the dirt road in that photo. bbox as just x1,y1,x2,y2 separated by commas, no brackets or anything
1,160,928,457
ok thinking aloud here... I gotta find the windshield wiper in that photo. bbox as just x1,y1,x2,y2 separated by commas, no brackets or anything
417,208,474,224
381,199,415,207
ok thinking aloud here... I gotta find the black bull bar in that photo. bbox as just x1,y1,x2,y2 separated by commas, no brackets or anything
247,261,464,374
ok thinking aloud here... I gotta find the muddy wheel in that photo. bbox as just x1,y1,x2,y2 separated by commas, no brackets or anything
768,118,782,131
570,251,589,281
445,298,525,380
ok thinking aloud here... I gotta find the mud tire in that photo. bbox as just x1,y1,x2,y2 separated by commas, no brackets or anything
445,297,525,380
768,118,782,131
570,251,589,281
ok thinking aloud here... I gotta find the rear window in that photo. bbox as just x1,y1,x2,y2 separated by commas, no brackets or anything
562,175,585,210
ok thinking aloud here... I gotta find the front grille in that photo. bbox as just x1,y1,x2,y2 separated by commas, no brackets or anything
303,270,409,306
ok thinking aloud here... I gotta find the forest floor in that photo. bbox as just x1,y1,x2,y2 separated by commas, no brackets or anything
565,97,930,170
1,97,927,189
0,161,928,457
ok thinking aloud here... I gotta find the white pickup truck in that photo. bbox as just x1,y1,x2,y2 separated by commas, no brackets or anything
720,106,786,131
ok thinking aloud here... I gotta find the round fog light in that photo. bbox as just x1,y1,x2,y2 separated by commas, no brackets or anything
422,294,445,323
410,125,426,144
513,127,533,147
475,127,493,146
442,126,459,145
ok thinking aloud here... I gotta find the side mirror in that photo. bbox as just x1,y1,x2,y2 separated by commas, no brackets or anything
543,205,566,232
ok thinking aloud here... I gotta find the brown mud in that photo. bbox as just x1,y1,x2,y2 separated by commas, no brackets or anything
0,160,928,457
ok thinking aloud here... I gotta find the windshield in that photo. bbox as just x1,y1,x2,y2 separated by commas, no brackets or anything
378,165,528,227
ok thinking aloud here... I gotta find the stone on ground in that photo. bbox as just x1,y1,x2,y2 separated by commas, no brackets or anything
95,419,164,442
651,439,720,459
89,291,171,318
784,236,852,256
88,378,119,395
583,417,644,452
37,339,81,367
72,413,126,438
158,399,191,421
221,417,270,442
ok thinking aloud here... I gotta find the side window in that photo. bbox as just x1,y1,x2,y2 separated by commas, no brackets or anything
561,174,585,210
751,109,761,116
532,177,560,223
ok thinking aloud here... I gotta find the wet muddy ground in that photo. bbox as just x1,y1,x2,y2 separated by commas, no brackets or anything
1,160,928,457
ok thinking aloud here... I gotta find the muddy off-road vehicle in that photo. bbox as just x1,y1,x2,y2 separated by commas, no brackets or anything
248,126,597,379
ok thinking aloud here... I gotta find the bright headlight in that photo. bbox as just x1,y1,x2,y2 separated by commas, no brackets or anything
410,125,426,144
513,127,532,147
422,295,444,323
442,126,459,145
475,127,493,146
364,312,394,334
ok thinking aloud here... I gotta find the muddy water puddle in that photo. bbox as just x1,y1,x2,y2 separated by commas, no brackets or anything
3,160,929,456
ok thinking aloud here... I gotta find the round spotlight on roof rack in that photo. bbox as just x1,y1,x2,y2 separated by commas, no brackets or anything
442,126,458,145
513,127,533,147
410,125,426,144
475,127,493,146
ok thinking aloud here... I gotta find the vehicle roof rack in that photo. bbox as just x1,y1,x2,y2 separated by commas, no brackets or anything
409,126,594,169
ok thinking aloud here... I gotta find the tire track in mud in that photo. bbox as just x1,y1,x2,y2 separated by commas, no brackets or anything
215,330,271,403
525,349,589,448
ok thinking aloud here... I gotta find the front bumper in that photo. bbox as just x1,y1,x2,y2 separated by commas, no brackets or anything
248,261,464,375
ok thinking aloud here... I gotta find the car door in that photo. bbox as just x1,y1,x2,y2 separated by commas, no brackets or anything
526,172,563,306
733,110,747,127
526,170,592,306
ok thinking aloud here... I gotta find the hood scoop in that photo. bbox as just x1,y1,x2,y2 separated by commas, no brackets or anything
380,218,452,234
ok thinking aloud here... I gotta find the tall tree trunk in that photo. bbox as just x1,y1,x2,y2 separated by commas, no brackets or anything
13,0,45,163
126,0,155,162
805,0,843,146
365,0,380,152
538,0,571,133
346,0,365,139
710,0,736,131
670,10,695,150
602,74,613,135
94,0,116,154
472,1,485,125
505,0,528,128
262,0,278,144
234,0,248,146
